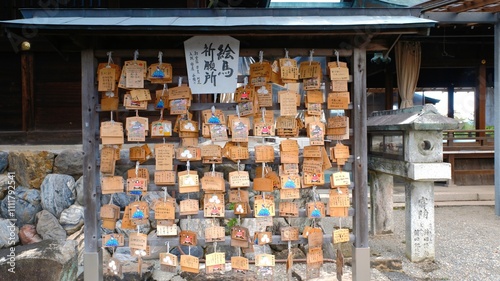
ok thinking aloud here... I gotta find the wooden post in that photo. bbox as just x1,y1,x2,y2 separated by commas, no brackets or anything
494,19,500,216
476,63,487,145
21,51,34,131
81,49,103,281
352,47,370,281
447,85,454,119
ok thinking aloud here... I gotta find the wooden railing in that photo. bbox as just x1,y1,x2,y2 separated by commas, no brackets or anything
443,129,494,151
442,130,494,185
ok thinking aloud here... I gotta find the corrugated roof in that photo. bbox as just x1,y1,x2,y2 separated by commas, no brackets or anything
0,8,435,31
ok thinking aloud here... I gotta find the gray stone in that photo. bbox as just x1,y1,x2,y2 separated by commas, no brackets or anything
114,247,138,262
101,192,132,209
19,224,42,245
143,230,166,260
241,218,268,237
59,205,84,235
0,218,18,248
36,210,67,241
0,239,78,281
0,174,9,201
171,245,203,259
205,244,240,259
53,150,84,179
244,244,271,260
0,186,42,227
104,259,155,281
41,174,76,218
179,218,219,239
115,220,150,238
74,176,84,206
274,247,306,260
8,151,55,189
370,171,394,235
272,217,310,235
405,181,435,262
0,151,8,173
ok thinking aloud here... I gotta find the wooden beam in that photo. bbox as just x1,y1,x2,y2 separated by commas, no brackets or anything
21,52,34,131
480,4,500,12
81,49,102,281
447,0,500,13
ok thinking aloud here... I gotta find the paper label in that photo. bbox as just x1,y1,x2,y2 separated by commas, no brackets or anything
332,172,351,187
333,228,350,244
157,225,178,236
206,252,226,269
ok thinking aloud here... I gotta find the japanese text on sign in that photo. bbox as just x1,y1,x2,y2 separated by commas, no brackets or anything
184,36,240,94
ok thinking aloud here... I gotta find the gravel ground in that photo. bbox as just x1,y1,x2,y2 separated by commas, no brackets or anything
370,206,500,281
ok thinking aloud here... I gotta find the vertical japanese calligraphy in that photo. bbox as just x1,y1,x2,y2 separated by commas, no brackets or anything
184,36,240,94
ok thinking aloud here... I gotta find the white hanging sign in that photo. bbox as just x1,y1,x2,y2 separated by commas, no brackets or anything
184,36,240,94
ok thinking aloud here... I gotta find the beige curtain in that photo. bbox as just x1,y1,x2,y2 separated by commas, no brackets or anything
395,41,421,108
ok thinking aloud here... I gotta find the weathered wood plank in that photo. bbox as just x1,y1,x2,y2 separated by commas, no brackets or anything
82,49,99,252
352,47,370,281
